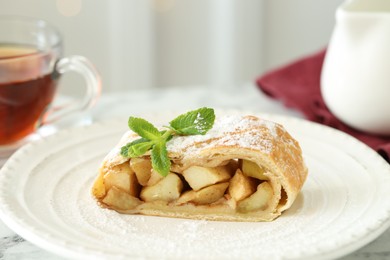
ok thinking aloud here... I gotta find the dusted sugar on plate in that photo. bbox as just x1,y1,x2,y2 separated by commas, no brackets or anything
91,108,308,221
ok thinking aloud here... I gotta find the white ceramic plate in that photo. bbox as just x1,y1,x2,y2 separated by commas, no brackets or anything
0,111,390,260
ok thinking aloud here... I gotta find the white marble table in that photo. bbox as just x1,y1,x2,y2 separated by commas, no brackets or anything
0,84,389,259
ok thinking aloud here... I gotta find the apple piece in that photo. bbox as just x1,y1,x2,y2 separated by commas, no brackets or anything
130,158,152,186
177,182,229,205
194,182,229,204
146,169,164,186
104,162,140,197
240,159,268,180
237,182,273,212
228,169,257,202
176,191,195,205
102,186,142,210
170,163,182,174
140,173,183,202
182,165,231,191
92,171,106,199
226,195,237,209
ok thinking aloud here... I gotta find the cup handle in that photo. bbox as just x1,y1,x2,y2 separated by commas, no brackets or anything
43,55,101,124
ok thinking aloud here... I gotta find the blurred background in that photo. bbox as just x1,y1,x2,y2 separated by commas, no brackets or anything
0,0,343,95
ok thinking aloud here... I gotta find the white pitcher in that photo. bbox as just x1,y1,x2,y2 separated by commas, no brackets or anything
321,0,390,135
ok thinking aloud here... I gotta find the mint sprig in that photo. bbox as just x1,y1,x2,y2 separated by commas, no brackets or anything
120,107,215,176
169,107,215,135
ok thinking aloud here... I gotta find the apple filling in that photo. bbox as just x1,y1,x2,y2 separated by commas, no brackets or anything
98,157,275,213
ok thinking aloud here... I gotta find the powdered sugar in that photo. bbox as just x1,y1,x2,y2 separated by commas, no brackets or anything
167,115,279,156
193,112,206,131
103,115,280,166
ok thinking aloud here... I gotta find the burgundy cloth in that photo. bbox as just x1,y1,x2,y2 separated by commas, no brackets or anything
256,49,390,162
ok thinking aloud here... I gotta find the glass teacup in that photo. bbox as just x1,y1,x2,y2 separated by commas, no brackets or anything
0,16,101,157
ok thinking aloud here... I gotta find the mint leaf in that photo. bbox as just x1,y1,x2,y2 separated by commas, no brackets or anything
120,108,215,177
169,107,215,135
128,117,161,140
120,138,152,157
151,141,171,177
128,142,153,157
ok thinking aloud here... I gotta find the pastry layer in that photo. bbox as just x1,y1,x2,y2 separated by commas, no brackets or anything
92,115,308,221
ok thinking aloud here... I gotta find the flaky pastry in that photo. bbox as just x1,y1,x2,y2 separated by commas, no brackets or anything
92,115,308,221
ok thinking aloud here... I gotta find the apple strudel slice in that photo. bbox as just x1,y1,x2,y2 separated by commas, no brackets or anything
92,114,308,221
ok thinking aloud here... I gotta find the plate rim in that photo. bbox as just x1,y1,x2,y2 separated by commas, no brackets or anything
0,111,390,259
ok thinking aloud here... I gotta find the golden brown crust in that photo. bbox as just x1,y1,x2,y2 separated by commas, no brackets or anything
92,115,308,221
